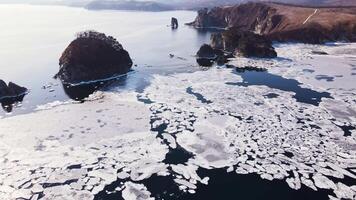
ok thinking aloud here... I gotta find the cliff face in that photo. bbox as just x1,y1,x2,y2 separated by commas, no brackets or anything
188,2,356,43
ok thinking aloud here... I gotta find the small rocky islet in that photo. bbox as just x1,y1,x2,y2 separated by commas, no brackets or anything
55,30,133,84
0,80,28,112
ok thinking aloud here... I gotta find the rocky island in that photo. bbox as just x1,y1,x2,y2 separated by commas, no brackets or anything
56,30,133,84
188,2,356,44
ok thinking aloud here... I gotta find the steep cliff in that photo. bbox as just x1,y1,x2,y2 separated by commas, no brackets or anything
188,2,356,43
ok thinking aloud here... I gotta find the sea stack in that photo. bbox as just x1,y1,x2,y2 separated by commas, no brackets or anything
171,17,178,29
56,30,133,84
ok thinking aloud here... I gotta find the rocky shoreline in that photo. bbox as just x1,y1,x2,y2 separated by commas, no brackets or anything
187,2,356,44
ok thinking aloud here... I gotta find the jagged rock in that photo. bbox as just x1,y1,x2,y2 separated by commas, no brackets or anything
196,44,226,66
196,29,276,66
196,44,216,66
0,80,27,99
8,82,28,97
211,29,277,58
0,80,28,112
56,31,133,84
188,2,356,44
186,8,227,28
197,44,218,59
0,80,8,98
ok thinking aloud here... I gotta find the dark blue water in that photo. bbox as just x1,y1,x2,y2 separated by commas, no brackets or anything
186,86,212,104
95,167,330,200
227,68,332,106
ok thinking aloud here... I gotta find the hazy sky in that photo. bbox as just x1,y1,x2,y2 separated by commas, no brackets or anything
0,0,93,5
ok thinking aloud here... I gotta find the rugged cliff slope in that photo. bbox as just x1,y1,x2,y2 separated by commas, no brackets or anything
188,2,356,43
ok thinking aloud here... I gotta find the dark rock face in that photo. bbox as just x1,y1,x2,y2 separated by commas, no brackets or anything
212,29,277,58
188,2,356,44
0,80,28,112
196,29,276,66
197,44,217,59
196,44,216,67
0,80,28,99
0,80,8,98
171,17,179,29
196,44,226,66
186,8,227,28
56,31,133,84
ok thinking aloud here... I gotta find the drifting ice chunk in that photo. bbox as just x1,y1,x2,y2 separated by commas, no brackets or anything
334,182,355,199
260,173,274,181
122,182,154,200
313,173,336,190
174,179,197,189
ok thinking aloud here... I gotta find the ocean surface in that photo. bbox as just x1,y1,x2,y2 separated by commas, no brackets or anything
0,5,210,116
0,4,356,200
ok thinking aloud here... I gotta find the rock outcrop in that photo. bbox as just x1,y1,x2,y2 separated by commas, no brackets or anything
0,80,28,99
196,44,227,66
186,8,228,28
56,31,133,84
211,29,277,58
196,44,216,66
0,80,28,112
188,2,356,44
196,29,277,66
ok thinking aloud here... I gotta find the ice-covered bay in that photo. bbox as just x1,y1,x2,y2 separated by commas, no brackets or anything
1,43,356,199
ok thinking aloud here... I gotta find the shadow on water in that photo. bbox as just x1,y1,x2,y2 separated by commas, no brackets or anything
227,67,332,106
61,75,128,101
